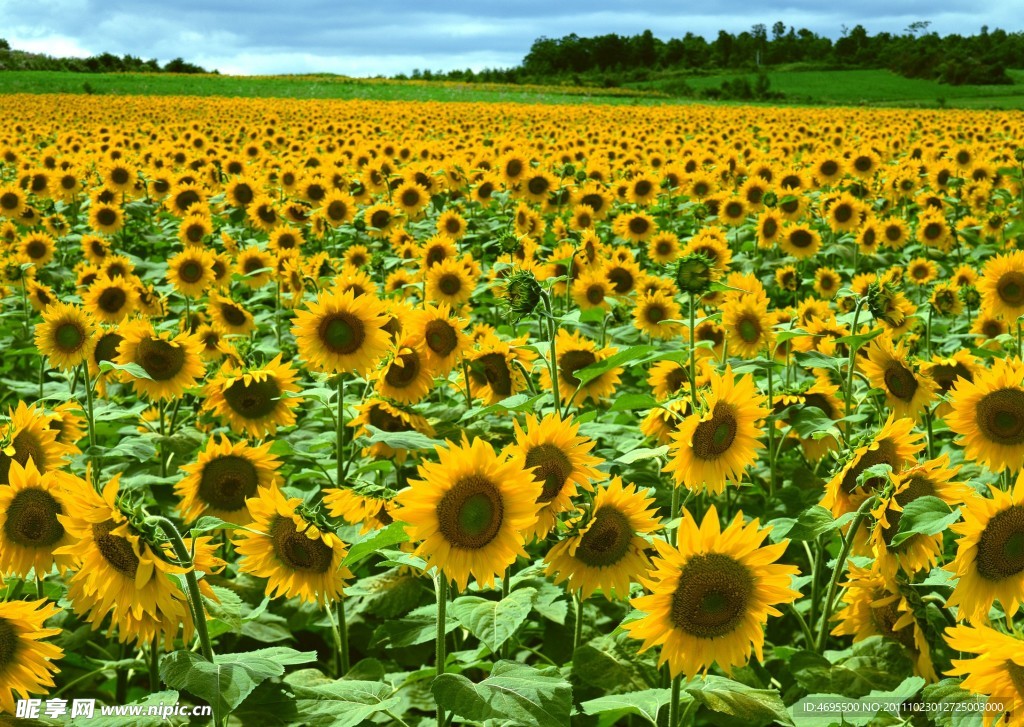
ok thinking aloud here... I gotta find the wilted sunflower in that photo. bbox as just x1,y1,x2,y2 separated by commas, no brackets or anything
946,357,1024,473
34,301,98,371
292,287,390,375
831,563,937,681
0,401,70,483
545,476,660,600
234,486,350,604
350,397,435,464
861,335,937,422
84,275,136,324
376,336,435,405
0,599,63,714
508,413,603,540
393,436,542,590
115,320,205,401
176,436,281,525
944,624,1024,725
205,355,302,438
541,329,622,407
0,459,78,577
624,506,799,679
666,366,768,495
821,414,924,517
946,476,1024,625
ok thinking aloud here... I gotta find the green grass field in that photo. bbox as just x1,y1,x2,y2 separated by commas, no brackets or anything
0,68,1022,108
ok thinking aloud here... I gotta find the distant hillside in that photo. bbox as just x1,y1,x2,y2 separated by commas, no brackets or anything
0,39,213,74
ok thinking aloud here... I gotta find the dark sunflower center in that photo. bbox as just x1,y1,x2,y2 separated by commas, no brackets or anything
199,455,259,511
219,303,248,327
841,439,898,494
425,320,457,357
270,516,333,573
737,316,761,343
976,505,1024,580
820,160,839,176
437,475,504,549
762,218,778,238
3,488,64,547
923,222,943,240
472,352,513,396
92,520,139,577
524,444,574,502
180,260,204,283
96,208,118,227
882,475,936,549
789,229,813,248
607,268,634,293
0,192,19,210
319,312,364,354
976,389,1024,445
438,274,462,296
97,287,127,313
930,363,972,394
257,205,276,224
326,200,347,221
185,224,205,243
223,377,282,420
369,210,391,229
0,430,45,483
665,367,688,393
574,507,633,567
725,201,744,218
997,272,1024,307
560,350,597,387
628,217,650,235
54,321,86,352
94,332,124,367
803,393,836,419
656,240,673,255
505,159,523,178
527,176,549,196
869,595,918,650
26,240,47,259
883,363,919,402
135,337,186,381
670,553,754,638
691,403,738,460
384,351,420,388
586,285,605,305
368,405,407,432
645,304,666,324
232,184,254,205
854,156,872,172
834,204,853,223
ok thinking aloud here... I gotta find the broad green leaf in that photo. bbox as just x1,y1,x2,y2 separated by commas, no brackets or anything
790,676,924,726
573,345,657,386
459,393,547,421
615,445,668,464
768,507,857,543
788,407,840,440
283,674,403,727
889,496,962,548
189,515,242,535
921,679,986,727
684,675,794,726
100,360,154,380
72,691,181,727
450,587,536,654
432,660,572,726
609,392,658,412
794,351,845,373
342,521,410,566
362,425,443,451
581,688,673,727
371,603,458,648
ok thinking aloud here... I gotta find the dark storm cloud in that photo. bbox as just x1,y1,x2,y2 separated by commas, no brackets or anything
0,0,1016,75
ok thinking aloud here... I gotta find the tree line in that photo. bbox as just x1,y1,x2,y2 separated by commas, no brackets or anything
0,39,212,74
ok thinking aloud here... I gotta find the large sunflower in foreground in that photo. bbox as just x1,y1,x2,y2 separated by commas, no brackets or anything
0,599,63,714
292,287,391,375
831,563,937,682
176,436,281,525
946,357,1024,473
979,250,1024,320
944,624,1024,726
34,301,98,371
623,506,799,679
393,436,542,590
861,334,937,422
545,477,660,600
204,355,303,438
820,414,924,517
115,319,206,401
234,486,350,605
945,477,1024,625
508,413,603,540
665,366,768,494
0,459,78,577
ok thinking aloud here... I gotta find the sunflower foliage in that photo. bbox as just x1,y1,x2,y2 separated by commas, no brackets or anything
2,94,1024,726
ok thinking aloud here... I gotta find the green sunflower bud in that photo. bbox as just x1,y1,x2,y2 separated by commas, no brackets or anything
675,253,715,295
505,269,543,322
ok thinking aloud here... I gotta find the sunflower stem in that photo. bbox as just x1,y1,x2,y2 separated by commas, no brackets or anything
540,290,561,414
925,407,935,460
766,353,776,499
336,376,346,487
145,515,214,662
79,363,98,486
434,573,449,727
688,293,698,410
668,674,683,727
501,568,512,660
460,357,473,410
669,486,681,547
572,590,584,653
815,495,875,652
149,636,160,691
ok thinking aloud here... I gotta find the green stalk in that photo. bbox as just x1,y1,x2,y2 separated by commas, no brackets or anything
540,290,561,414
688,294,698,409
668,674,683,727
435,574,449,727
336,376,346,486
149,636,160,690
572,590,584,653
766,353,776,499
79,363,98,486
815,495,876,652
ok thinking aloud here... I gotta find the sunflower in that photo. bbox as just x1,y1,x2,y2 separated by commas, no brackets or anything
722,294,775,359
645,231,680,264
0,599,63,714
412,303,470,375
364,203,401,237
944,624,1024,725
947,357,1024,473
45,402,86,450
779,224,821,259
0,402,70,483
177,213,212,247
861,335,937,421
84,275,136,324
980,250,1024,321
821,414,925,517
755,209,785,249
787,378,844,462
167,247,215,298
166,183,206,217
0,458,78,577
393,436,542,590
88,201,124,235
115,320,205,401
426,257,475,306
0,184,27,218
18,231,55,267
292,287,390,375
624,505,799,679
323,487,396,534
464,341,527,405
34,301,98,372
665,366,767,495
545,477,660,600
831,563,937,682
648,359,706,401
247,195,279,232
632,290,682,339
376,336,435,405
508,413,603,540
612,211,657,243
350,397,436,464
945,476,1024,625
540,329,622,407
572,267,613,311
176,436,281,525
204,355,302,438
209,293,256,336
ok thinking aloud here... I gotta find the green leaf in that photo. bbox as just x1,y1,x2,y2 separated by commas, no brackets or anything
615,445,668,464
922,679,986,727
459,393,547,421
835,327,884,349
189,515,242,535
342,521,410,567
684,676,794,726
609,392,658,412
71,690,181,727
790,676,925,727
581,689,673,727
450,587,537,654
160,647,316,724
768,507,857,543
100,360,153,380
572,345,657,386
889,496,962,548
371,603,458,648
282,674,403,727
432,660,572,726
794,350,845,373
788,407,840,440
362,425,443,451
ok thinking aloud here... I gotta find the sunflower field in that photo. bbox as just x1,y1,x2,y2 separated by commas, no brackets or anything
1,93,1024,726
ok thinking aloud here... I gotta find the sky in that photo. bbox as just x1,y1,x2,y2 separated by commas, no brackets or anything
0,0,1017,76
